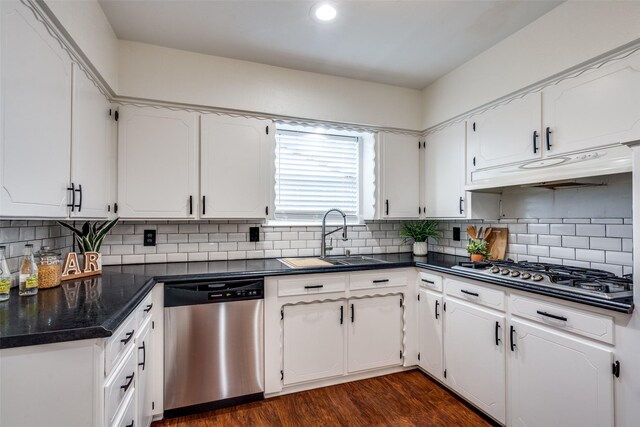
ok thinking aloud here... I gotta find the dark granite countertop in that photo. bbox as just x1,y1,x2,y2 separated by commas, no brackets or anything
1,252,633,350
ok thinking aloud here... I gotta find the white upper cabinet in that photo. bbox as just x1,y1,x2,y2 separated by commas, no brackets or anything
418,288,443,381
200,115,274,219
543,51,640,156
424,123,466,218
70,65,113,219
379,133,420,218
283,301,345,385
118,106,198,219
444,298,506,424
509,318,614,427
0,0,72,218
347,295,404,373
467,93,542,171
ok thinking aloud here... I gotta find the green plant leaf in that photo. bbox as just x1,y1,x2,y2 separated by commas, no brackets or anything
82,222,90,236
95,217,119,243
399,220,441,243
57,221,83,237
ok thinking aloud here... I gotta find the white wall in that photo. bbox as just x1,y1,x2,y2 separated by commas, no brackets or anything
118,41,423,130
43,0,119,91
422,1,640,129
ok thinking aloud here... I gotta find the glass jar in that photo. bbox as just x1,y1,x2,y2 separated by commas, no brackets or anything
36,246,62,289
0,246,10,302
19,244,38,296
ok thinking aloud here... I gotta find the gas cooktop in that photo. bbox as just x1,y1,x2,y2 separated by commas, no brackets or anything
452,260,633,300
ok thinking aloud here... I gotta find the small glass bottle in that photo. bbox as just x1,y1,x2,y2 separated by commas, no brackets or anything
19,244,38,297
0,246,10,302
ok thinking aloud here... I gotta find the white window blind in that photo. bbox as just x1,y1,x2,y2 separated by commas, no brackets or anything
275,129,360,220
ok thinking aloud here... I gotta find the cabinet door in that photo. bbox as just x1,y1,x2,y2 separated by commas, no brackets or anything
543,52,640,156
70,65,112,218
444,298,505,423
201,115,273,218
380,133,420,218
468,93,542,170
348,295,403,373
424,123,465,218
0,0,72,218
283,301,345,385
136,319,153,427
418,289,443,381
118,106,198,218
508,318,613,427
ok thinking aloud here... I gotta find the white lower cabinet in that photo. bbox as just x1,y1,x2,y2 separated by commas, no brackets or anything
283,301,345,385
444,297,506,424
347,295,404,373
136,318,153,427
508,318,614,427
417,288,443,381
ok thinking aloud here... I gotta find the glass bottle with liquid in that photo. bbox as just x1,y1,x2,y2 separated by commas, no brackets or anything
0,246,10,301
19,244,38,296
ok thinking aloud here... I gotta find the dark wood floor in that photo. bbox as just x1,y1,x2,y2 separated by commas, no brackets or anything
154,370,495,426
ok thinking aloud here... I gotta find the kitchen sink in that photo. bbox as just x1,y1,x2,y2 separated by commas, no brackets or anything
278,256,387,268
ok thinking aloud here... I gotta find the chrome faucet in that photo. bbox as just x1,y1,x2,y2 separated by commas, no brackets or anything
321,209,349,258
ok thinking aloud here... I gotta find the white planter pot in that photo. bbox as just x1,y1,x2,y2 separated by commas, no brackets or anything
413,242,428,256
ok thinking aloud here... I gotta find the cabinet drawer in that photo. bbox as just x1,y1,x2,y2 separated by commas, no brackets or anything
105,312,137,377
105,346,137,426
510,294,614,344
417,271,442,292
111,386,136,427
350,269,408,291
445,279,505,311
136,291,154,325
277,273,347,297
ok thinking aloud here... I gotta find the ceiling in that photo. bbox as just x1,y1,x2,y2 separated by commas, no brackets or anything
99,0,562,90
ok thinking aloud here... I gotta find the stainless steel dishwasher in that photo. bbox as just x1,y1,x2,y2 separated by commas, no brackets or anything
164,277,264,417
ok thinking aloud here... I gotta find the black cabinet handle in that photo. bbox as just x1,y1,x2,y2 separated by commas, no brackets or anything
114,202,118,214
510,325,516,352
143,303,153,313
304,285,324,289
76,184,82,212
459,196,464,214
385,200,389,216
202,196,206,215
67,183,76,212
120,330,134,345
138,341,146,370
495,321,501,346
340,305,344,325
546,127,552,151
350,304,355,323
120,372,135,392
537,310,567,322
460,289,479,297
125,421,134,427
435,300,440,320
189,195,193,215
372,279,389,284
532,130,539,153
421,279,435,284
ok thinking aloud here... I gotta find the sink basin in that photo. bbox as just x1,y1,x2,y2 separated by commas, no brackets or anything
278,256,387,268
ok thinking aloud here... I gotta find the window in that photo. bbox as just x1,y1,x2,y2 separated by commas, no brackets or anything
274,127,363,222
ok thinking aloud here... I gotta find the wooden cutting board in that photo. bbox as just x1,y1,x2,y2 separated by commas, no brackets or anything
280,258,333,268
486,228,508,260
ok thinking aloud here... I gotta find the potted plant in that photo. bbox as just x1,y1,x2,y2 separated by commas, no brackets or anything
400,220,441,256
466,239,490,262
57,218,119,267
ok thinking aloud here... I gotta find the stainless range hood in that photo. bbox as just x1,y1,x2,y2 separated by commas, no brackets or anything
466,144,632,191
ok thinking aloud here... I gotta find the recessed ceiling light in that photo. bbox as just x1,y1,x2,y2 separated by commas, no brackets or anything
312,3,337,22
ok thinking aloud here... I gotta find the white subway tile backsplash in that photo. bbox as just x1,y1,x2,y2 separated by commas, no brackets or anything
590,237,622,251
549,247,575,259
591,262,623,276
575,224,606,237
561,236,589,249
528,224,549,235
517,234,537,245
527,245,550,257
562,259,591,268
537,234,562,247
606,251,633,266
575,249,605,263
622,238,633,252
550,224,575,236
606,224,632,238
168,234,189,243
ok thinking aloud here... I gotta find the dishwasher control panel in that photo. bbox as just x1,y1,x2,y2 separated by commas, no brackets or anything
208,288,263,300
165,278,264,307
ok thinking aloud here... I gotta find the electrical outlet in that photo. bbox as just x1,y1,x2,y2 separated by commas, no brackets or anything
249,227,260,242
453,227,461,242
144,230,156,246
